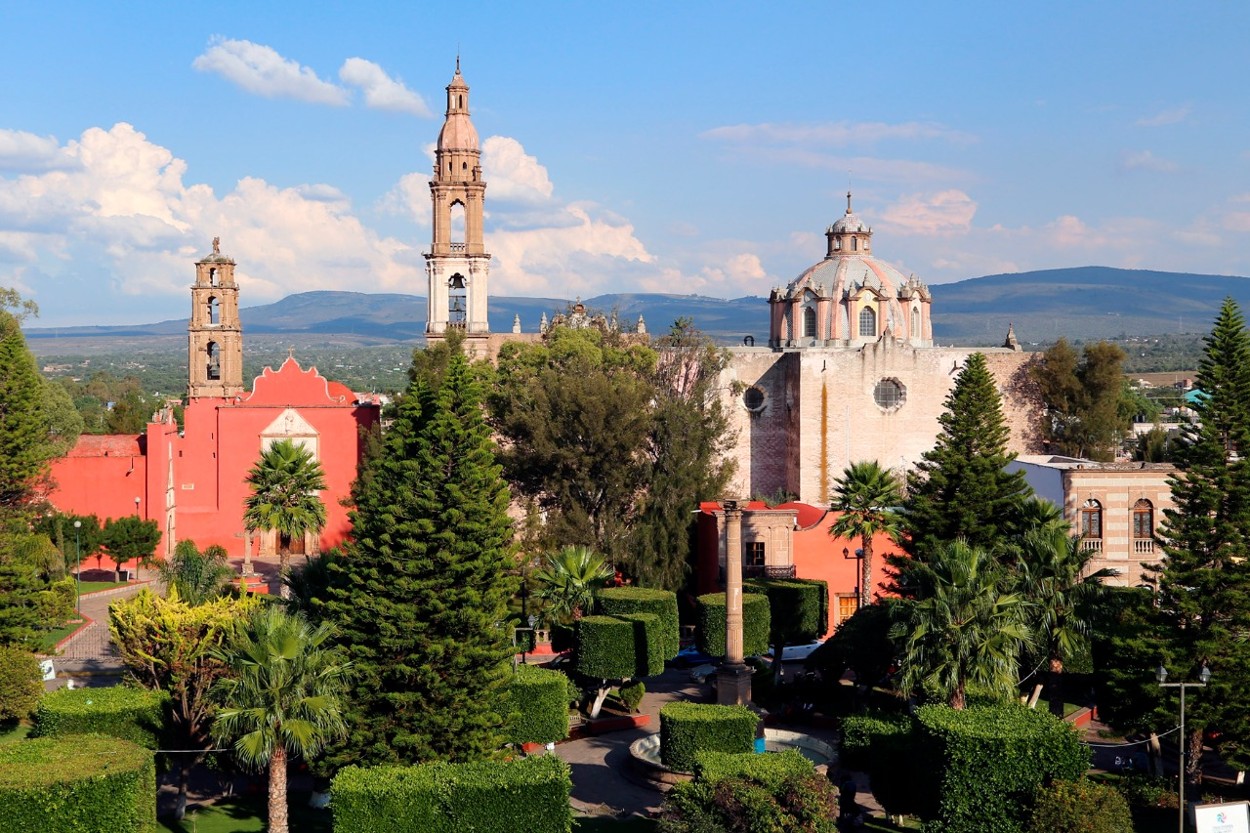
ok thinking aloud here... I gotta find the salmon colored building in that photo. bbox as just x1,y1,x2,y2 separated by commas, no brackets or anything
697,500,904,636
48,241,380,569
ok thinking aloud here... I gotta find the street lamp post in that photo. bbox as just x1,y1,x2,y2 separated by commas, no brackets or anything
843,547,864,613
73,520,82,616
1157,662,1212,833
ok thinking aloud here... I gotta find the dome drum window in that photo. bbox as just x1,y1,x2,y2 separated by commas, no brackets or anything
873,378,905,411
742,386,767,413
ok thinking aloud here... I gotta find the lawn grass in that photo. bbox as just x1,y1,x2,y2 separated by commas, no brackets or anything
158,792,330,833
78,579,130,594
0,723,30,745
37,620,84,653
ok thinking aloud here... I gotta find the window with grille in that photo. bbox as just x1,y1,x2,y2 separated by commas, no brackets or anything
746,542,765,566
803,306,817,338
1132,499,1153,539
859,307,877,338
1082,499,1103,539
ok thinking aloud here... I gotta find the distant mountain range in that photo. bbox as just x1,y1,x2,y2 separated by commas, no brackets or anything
25,266,1250,348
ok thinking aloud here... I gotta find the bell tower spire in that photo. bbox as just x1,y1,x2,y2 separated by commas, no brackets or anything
187,237,244,399
425,60,490,353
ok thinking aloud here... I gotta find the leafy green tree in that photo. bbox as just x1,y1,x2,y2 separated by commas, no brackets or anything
0,310,51,520
532,545,614,624
318,349,516,769
0,550,46,648
243,438,327,599
891,539,1032,709
1011,526,1112,716
829,461,902,608
1032,338,1130,461
99,515,161,581
110,587,262,818
627,319,734,588
34,512,103,572
159,540,234,605
212,606,352,833
39,377,83,457
896,353,1033,580
1144,297,1250,781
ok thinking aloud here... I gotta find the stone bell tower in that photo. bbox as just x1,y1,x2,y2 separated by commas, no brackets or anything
187,237,244,399
425,59,490,354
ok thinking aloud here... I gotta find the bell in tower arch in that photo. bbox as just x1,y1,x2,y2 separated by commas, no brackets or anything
448,273,467,328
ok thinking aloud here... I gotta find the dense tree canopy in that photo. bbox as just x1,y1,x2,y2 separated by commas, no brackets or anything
0,310,51,519
317,349,516,769
1032,338,1131,461
491,320,732,589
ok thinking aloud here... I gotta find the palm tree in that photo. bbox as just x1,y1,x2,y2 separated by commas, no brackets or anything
211,606,352,833
532,545,613,624
830,461,902,608
890,539,1033,709
159,540,233,605
243,439,327,600
1013,525,1112,716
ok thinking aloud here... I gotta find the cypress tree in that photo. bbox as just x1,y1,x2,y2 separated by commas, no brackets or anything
1148,298,1250,777
897,353,1031,572
0,311,49,520
319,349,516,769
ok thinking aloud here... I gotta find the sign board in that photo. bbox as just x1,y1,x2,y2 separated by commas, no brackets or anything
1195,801,1250,833
39,659,54,681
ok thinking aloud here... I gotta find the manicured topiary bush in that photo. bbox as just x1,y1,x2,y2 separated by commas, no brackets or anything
332,754,572,833
32,685,169,749
840,712,912,771
596,586,680,660
575,615,638,679
912,703,1090,833
696,592,770,659
0,735,156,832
0,647,41,723
694,748,813,787
502,664,569,746
660,771,839,833
660,702,757,773
746,578,828,647
617,612,664,677
1026,778,1133,833
618,680,645,713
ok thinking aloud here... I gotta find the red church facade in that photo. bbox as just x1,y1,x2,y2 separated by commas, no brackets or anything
48,243,380,566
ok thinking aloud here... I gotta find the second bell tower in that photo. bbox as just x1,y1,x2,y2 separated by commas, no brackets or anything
187,237,244,399
425,59,490,351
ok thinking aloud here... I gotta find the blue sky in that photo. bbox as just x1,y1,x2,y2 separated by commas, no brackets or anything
4,2,1249,327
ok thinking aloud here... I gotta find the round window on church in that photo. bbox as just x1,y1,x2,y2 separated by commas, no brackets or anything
873,378,906,411
742,386,767,413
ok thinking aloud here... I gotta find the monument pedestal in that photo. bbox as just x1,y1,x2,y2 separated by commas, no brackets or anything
716,662,753,706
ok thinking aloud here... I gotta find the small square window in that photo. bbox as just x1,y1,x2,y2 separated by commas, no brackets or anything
746,542,765,566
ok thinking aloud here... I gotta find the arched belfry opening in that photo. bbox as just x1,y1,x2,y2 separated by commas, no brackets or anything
425,60,491,352
189,237,243,399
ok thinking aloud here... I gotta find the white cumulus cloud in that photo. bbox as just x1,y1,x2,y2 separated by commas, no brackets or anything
482,136,554,204
339,58,430,116
881,190,977,236
192,38,348,105
0,130,76,173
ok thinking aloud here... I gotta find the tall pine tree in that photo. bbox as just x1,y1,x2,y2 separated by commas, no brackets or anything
1147,297,1250,779
0,310,50,521
897,352,1032,573
318,349,516,769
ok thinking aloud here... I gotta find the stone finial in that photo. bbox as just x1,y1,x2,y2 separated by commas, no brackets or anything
212,236,220,255
512,314,521,334
1003,323,1020,351
636,314,646,334
539,312,549,334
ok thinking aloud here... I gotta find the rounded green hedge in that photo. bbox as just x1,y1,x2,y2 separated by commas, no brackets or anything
332,755,572,833
619,681,646,712
745,578,828,645
1027,778,1133,833
696,593,770,659
0,647,41,723
0,734,156,833
617,612,664,677
694,749,813,787
503,664,569,745
575,615,637,679
659,702,757,773
596,587,680,660
33,685,169,749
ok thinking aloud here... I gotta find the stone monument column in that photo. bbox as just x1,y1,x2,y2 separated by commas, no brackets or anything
717,499,753,705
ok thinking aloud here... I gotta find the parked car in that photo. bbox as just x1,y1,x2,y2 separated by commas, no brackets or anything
767,639,827,662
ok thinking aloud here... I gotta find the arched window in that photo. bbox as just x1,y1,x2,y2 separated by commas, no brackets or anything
450,200,466,245
1081,499,1103,540
1133,499,1153,539
851,237,858,252
207,296,218,326
803,307,817,338
206,342,220,381
208,267,217,286
911,308,920,338
448,273,467,326
858,307,877,338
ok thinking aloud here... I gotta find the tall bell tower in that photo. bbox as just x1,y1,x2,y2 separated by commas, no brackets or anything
425,59,490,352
187,237,244,399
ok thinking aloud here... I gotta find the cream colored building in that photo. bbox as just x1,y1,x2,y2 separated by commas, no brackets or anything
720,198,1040,505
1010,455,1174,585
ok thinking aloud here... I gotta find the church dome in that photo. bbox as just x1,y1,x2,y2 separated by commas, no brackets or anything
830,210,869,234
437,113,479,151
